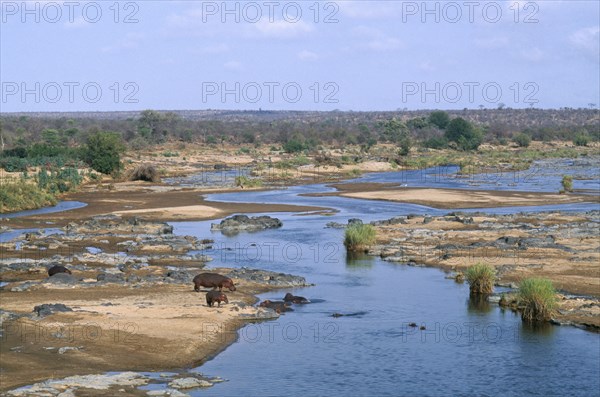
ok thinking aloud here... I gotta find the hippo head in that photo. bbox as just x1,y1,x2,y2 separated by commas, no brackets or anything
222,294,229,304
227,281,236,291
259,300,271,307
284,293,294,301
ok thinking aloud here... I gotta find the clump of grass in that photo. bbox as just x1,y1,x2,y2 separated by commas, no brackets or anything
235,175,263,188
560,175,573,193
129,164,160,182
518,278,557,322
344,224,376,252
465,263,495,295
0,182,57,213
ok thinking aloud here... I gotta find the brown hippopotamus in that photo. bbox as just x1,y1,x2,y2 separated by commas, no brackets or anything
283,293,310,304
193,273,236,292
259,300,293,314
48,265,72,277
206,290,229,307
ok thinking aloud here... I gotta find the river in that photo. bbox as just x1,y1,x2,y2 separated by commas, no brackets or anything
164,163,599,397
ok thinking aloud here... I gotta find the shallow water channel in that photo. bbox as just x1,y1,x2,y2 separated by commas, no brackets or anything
166,166,599,397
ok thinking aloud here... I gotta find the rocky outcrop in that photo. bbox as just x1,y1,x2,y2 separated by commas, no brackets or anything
211,215,282,233
226,267,310,287
33,303,73,317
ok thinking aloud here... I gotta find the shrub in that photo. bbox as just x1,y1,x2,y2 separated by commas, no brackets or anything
518,278,557,322
428,111,450,129
84,132,125,175
573,133,590,146
445,118,483,150
235,175,263,188
129,164,160,182
561,175,573,193
512,133,531,148
0,182,57,213
283,139,305,153
423,136,448,149
465,263,495,294
344,224,376,252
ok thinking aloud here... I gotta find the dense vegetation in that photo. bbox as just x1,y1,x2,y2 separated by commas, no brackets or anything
1,109,597,159
465,263,495,295
518,278,557,322
344,224,377,252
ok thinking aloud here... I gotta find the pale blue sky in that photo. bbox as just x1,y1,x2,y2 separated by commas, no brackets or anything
1,0,598,111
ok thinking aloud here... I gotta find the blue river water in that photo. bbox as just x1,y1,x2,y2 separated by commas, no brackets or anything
3,160,599,396
163,163,599,397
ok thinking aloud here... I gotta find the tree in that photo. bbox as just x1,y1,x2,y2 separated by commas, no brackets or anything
84,132,125,175
428,111,450,129
380,118,411,155
512,133,531,148
445,117,483,150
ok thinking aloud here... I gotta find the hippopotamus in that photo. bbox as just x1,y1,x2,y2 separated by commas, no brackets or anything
48,265,72,277
193,273,236,292
283,293,310,304
259,300,293,314
206,290,229,307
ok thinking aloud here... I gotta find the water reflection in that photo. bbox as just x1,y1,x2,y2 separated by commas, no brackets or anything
345,251,374,268
467,295,493,314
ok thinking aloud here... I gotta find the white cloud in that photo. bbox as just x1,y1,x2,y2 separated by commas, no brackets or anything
254,18,314,38
339,2,400,19
224,61,243,71
569,27,600,58
199,43,230,54
520,47,544,62
474,36,509,49
419,61,435,71
352,26,403,52
101,33,145,53
297,50,318,61
63,16,88,29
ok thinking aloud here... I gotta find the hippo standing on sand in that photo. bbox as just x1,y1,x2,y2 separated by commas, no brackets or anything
206,291,229,307
193,273,236,292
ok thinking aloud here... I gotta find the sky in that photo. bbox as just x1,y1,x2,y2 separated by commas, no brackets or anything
1,0,599,112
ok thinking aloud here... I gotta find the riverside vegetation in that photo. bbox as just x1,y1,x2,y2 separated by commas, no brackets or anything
1,109,599,213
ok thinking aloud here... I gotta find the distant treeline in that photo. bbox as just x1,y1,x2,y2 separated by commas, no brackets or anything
0,109,598,152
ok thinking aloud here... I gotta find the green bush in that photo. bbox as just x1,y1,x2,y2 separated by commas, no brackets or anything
428,111,450,129
235,176,263,188
445,118,483,150
423,136,448,149
283,139,305,153
513,133,531,148
84,132,125,175
0,182,57,213
573,133,590,147
465,263,495,294
344,224,376,252
518,278,557,322
561,175,573,193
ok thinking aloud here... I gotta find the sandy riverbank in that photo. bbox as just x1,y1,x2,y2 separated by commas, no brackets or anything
315,183,599,209
0,277,290,391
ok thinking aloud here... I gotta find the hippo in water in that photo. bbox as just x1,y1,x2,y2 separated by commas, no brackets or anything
259,300,293,314
206,290,229,307
283,293,310,304
193,273,236,292
48,265,72,277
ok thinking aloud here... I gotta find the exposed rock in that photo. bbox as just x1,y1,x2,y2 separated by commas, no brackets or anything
211,215,282,233
33,303,73,317
6,372,149,396
42,273,79,285
238,307,280,320
226,267,309,287
58,346,80,354
169,377,212,389
96,273,126,283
